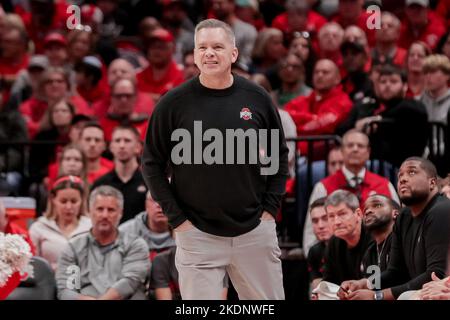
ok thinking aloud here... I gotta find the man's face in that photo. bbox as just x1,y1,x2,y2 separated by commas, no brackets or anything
211,0,234,20
80,127,106,161
311,206,333,242
424,69,450,93
397,160,435,206
110,129,140,163
108,60,134,85
279,55,303,84
378,74,406,101
313,60,339,93
406,4,428,27
45,43,68,67
327,148,344,175
1,29,24,59
110,81,136,115
362,196,395,232
342,49,366,73
162,3,186,28
376,14,400,43
342,132,370,169
91,195,122,236
287,9,309,32
326,202,361,240
339,0,363,21
147,40,173,67
319,25,343,52
194,27,238,78
146,194,168,227
44,72,68,101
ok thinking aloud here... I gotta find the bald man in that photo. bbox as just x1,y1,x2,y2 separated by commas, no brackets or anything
285,59,353,154
372,12,407,67
92,58,155,117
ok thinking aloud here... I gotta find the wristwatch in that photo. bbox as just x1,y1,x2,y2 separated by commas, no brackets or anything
374,290,384,300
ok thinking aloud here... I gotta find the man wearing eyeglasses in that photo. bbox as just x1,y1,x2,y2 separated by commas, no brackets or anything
99,78,149,141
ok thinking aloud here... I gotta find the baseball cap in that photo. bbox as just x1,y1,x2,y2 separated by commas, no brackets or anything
341,41,366,54
149,28,174,43
236,0,259,11
28,55,49,70
406,0,429,7
44,32,67,48
82,56,102,70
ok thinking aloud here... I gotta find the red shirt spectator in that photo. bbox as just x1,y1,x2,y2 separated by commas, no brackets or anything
100,115,149,142
47,157,113,185
271,10,327,38
0,26,30,104
285,86,353,136
285,60,352,154
137,28,184,101
137,60,184,99
331,4,376,47
399,2,446,50
436,0,450,28
15,0,69,54
92,90,155,118
19,95,90,139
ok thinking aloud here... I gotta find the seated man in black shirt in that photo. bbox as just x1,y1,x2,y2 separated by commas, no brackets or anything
92,125,147,223
336,64,428,168
361,194,400,275
340,157,450,300
320,190,373,286
307,197,333,291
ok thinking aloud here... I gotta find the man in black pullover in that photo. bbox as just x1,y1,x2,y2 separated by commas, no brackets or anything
141,19,289,300
339,157,450,300
336,64,429,168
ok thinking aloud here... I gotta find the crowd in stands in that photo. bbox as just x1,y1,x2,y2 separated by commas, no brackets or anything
1,0,450,300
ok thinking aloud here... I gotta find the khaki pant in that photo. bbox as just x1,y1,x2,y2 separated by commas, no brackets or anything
174,219,285,300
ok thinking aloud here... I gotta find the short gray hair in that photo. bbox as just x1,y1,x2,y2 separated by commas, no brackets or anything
194,19,236,47
325,190,360,212
89,185,124,210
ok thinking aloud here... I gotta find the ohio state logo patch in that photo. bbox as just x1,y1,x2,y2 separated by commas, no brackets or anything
240,107,252,120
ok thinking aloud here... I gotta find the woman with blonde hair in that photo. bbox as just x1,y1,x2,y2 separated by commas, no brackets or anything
250,28,287,74
29,175,91,270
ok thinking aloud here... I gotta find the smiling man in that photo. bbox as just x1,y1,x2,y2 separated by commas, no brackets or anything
340,157,450,300
142,19,289,300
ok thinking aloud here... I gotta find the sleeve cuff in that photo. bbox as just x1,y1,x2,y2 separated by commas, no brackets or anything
112,279,135,299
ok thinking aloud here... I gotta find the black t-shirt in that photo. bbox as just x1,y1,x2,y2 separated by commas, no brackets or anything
323,225,374,285
150,246,180,300
91,168,147,223
380,194,450,298
307,241,327,281
142,75,289,236
361,232,393,275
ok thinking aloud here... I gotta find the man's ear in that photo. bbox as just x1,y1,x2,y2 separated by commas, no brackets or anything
430,177,437,191
231,47,239,64
392,209,399,220
355,207,363,218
